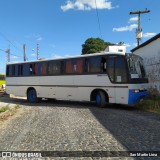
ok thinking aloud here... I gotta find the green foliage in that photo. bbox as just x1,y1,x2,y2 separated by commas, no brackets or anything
135,87,160,113
0,106,10,113
82,38,111,55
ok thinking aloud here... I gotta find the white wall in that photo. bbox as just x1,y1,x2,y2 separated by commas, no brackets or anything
133,38,160,93
105,45,126,53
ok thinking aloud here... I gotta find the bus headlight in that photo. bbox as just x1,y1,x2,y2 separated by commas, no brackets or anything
131,89,140,93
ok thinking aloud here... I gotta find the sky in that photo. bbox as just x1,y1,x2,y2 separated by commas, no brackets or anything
0,0,159,73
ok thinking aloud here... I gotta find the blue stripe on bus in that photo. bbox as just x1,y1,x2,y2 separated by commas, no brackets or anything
128,90,150,105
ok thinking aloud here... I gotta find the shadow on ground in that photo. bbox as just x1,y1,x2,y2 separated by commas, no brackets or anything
0,96,160,152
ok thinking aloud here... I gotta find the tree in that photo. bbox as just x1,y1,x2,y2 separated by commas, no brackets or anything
81,38,110,55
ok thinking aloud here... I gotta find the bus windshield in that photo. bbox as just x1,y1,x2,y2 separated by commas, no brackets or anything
127,54,147,81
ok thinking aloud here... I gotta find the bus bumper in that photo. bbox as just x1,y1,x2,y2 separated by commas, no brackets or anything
128,89,150,105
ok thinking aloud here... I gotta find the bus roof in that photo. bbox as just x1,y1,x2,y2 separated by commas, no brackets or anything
7,51,126,65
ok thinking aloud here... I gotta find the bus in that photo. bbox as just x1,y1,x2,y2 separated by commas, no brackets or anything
0,74,5,89
5,52,149,107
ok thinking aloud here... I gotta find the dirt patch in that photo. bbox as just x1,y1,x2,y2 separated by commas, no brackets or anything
0,106,19,120
0,105,25,129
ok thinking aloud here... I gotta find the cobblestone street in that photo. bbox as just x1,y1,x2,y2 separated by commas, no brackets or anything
0,97,160,160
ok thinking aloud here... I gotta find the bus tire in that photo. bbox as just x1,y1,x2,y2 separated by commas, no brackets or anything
27,89,38,103
95,91,106,108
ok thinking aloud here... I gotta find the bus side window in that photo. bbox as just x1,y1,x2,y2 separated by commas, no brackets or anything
37,62,42,75
66,61,73,74
6,65,10,76
18,64,23,76
76,59,83,74
90,56,101,73
34,63,38,75
42,62,47,75
84,59,89,73
107,57,114,82
12,65,15,76
15,65,18,76
60,61,65,74
101,57,107,73
23,64,30,76
30,64,33,75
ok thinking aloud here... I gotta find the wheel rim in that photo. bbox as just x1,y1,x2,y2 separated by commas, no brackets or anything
29,90,36,102
96,94,101,105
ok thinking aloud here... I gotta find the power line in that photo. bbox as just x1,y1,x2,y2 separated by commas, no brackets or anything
0,32,24,60
95,0,102,38
0,48,5,52
0,47,22,58
0,32,22,52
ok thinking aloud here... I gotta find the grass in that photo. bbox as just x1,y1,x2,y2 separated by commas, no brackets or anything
136,96,160,113
0,105,10,113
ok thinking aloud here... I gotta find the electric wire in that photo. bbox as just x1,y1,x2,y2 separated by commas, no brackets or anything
0,48,5,52
0,32,22,52
95,0,102,38
0,32,23,59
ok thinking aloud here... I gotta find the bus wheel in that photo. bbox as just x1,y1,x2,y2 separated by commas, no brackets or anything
27,89,38,103
96,91,106,107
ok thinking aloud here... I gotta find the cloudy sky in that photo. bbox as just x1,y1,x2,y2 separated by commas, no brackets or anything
0,0,159,73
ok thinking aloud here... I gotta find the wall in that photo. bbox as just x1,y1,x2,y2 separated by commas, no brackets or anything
133,38,160,93
105,45,126,53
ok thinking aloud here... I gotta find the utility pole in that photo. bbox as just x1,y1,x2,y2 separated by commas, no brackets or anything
23,44,26,61
37,42,39,60
6,48,10,62
130,9,150,46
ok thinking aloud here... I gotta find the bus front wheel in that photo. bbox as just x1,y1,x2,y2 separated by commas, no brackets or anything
27,89,38,103
96,91,106,108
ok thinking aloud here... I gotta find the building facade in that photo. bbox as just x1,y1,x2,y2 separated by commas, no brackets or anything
131,33,160,93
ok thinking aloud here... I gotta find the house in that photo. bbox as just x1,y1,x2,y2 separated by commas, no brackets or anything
105,44,126,53
131,33,160,93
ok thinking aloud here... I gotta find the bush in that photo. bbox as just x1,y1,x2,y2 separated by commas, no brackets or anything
137,87,160,113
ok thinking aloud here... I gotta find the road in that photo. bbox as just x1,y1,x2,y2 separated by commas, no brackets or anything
0,96,160,160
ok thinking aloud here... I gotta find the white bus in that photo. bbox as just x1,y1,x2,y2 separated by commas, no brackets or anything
6,52,149,107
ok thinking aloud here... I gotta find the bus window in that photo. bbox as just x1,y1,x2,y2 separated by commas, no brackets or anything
37,62,42,75
23,64,30,76
115,57,127,83
107,57,114,82
90,56,101,73
42,62,47,75
53,61,61,74
60,61,65,74
12,65,15,76
84,59,89,73
34,63,38,75
15,65,18,76
30,64,34,75
7,65,13,76
108,56,128,83
76,59,83,74
101,57,107,73
18,64,23,76
48,61,61,75
66,61,73,74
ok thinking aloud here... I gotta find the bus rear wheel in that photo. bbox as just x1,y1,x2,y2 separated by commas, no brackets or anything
27,89,38,103
96,91,106,108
